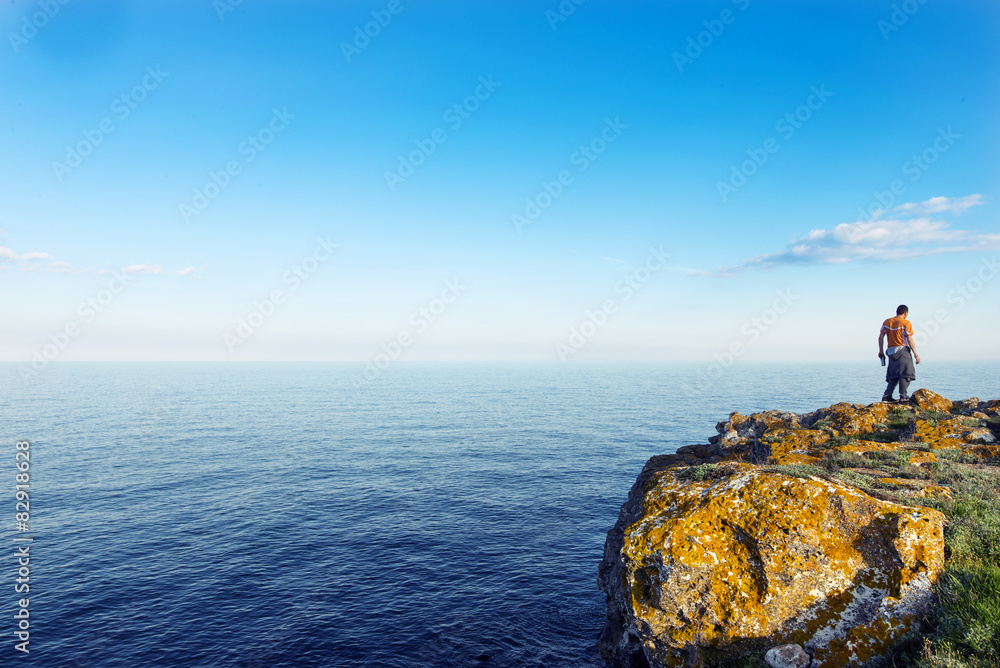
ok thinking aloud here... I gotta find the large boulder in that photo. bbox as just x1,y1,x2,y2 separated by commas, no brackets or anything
598,463,944,667
911,389,952,412
595,394,991,667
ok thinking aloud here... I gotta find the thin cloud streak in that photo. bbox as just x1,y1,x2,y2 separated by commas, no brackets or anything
716,195,994,276
2,245,201,277
0,246,84,273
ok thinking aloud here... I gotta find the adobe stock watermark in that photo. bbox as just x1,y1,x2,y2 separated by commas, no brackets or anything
672,0,751,73
51,66,169,182
223,236,337,352
384,75,502,192
341,0,406,64
179,107,294,224
8,0,71,53
352,279,467,388
214,0,245,21
511,117,627,233
545,0,586,31
555,246,669,361
716,85,832,202
12,438,33,655
911,255,999,347
18,271,136,382
686,288,797,392
878,0,929,41
849,127,959,234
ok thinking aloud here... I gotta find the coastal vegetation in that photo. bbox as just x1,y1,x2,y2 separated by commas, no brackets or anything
819,409,1000,668
599,390,1000,668
734,401,1000,667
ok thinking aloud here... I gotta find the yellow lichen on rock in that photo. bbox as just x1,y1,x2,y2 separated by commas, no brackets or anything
906,450,937,466
914,485,953,500
911,388,953,412
910,417,995,453
760,428,831,462
601,464,944,667
875,477,953,500
819,402,891,437
965,444,1000,459
598,391,998,668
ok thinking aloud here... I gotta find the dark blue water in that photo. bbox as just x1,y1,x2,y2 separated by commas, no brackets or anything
2,362,998,667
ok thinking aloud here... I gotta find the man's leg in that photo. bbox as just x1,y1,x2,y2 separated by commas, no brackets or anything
898,378,910,400
884,379,899,400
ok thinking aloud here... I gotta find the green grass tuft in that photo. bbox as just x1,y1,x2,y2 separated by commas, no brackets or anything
873,452,1000,666
931,567,1000,656
677,463,737,482
765,464,825,479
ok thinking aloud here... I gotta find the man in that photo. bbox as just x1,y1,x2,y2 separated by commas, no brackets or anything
878,304,921,403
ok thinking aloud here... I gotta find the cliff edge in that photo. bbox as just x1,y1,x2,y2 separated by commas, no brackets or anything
598,389,1000,668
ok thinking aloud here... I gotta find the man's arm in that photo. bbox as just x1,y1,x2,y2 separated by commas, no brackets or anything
878,330,886,358
906,325,921,364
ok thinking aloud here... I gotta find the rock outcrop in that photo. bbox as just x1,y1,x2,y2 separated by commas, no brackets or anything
765,644,811,668
598,391,1000,667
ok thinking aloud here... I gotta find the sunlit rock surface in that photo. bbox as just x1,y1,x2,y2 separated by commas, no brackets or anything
598,392,998,667
911,388,952,412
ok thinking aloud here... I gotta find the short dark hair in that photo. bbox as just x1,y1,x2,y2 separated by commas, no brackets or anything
896,304,908,315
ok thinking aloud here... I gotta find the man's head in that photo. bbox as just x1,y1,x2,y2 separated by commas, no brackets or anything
896,304,908,316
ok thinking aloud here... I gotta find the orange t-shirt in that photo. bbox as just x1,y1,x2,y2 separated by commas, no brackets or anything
880,316,913,348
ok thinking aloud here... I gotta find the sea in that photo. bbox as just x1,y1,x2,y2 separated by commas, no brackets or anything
2,361,998,667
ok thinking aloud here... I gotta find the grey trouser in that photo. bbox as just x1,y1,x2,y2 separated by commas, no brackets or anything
885,377,910,399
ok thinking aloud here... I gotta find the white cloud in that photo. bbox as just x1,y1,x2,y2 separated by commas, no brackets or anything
718,194,993,275
47,261,77,273
121,264,165,275
0,243,196,277
895,194,983,216
0,246,84,273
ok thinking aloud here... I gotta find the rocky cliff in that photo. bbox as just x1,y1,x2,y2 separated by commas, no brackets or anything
598,389,1000,668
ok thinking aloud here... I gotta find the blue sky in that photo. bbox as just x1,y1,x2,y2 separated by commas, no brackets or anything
1,0,997,367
